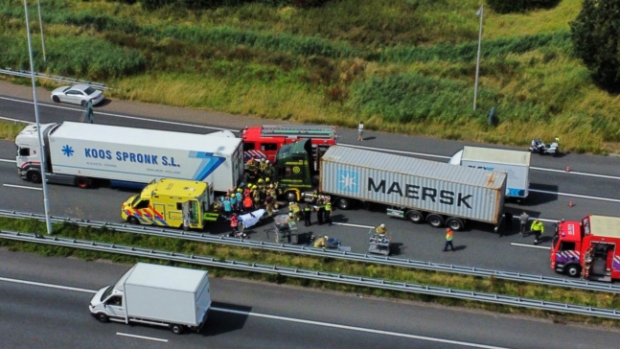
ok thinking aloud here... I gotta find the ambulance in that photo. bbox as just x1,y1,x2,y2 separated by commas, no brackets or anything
121,178,218,230
240,125,337,169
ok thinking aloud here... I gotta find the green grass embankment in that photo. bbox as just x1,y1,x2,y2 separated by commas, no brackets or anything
1,217,619,327
0,0,619,153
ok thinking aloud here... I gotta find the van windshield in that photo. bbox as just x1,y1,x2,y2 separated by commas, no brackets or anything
130,195,141,206
101,285,114,301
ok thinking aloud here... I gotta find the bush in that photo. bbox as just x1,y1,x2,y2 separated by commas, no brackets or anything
140,0,331,10
570,0,620,92
485,0,562,14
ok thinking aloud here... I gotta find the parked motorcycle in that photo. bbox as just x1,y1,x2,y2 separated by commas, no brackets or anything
529,138,559,156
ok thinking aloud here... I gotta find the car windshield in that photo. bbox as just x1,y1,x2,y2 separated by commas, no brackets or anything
84,86,96,95
101,285,114,301
62,87,70,92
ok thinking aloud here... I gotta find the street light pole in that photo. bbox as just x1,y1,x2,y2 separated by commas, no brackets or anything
36,0,46,62
473,5,484,112
24,0,52,234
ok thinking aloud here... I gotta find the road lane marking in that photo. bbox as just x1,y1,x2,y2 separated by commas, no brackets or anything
3,96,620,180
3,184,42,191
332,222,374,229
212,307,513,349
0,276,96,293
510,243,551,250
116,332,168,343
0,115,31,124
529,189,620,203
0,159,17,163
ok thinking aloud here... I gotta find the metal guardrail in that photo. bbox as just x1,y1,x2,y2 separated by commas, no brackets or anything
1,209,619,294
1,230,618,319
0,68,109,90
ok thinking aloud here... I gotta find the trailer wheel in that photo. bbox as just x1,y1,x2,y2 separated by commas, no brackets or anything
566,264,580,278
96,313,109,323
286,191,298,202
406,210,424,223
75,177,92,189
128,216,140,225
426,214,444,228
446,218,465,231
26,171,42,184
336,198,350,210
170,324,183,335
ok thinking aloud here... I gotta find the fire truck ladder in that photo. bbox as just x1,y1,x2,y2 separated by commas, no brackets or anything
260,125,336,139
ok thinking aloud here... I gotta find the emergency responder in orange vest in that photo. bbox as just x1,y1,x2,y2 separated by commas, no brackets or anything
444,228,455,252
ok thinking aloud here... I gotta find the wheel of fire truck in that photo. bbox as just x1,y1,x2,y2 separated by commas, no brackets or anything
566,264,581,278
426,214,444,228
335,197,350,210
26,170,42,184
128,216,140,225
446,217,465,231
75,177,92,189
406,210,424,223
286,191,298,202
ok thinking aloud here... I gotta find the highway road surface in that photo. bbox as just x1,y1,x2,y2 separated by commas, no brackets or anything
1,249,619,349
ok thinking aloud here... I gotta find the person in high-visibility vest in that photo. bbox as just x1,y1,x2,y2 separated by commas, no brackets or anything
530,219,544,245
303,204,312,226
324,200,332,226
443,228,455,252
375,224,387,235
243,194,253,213
314,235,327,248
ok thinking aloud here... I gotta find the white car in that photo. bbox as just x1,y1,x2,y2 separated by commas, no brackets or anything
51,84,105,106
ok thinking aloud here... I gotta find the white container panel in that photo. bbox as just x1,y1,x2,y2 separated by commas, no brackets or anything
125,284,198,325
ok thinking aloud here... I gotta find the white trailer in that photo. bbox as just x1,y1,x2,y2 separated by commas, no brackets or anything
15,122,243,192
449,146,530,200
89,263,211,334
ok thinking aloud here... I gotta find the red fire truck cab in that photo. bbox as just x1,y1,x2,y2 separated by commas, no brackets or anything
551,215,620,282
240,125,337,166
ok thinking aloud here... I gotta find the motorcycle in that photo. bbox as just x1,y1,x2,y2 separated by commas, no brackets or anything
529,137,559,156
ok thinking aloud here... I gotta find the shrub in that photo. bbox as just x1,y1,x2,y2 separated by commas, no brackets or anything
485,0,562,14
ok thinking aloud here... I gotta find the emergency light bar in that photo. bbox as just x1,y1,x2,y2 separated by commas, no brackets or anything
260,125,336,139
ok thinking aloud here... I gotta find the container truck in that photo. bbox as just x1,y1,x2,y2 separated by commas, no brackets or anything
121,178,218,229
15,122,243,192
89,263,211,334
449,146,531,201
551,215,620,281
274,140,507,231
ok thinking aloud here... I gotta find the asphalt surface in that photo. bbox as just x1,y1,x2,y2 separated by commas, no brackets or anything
0,89,620,278
1,249,619,349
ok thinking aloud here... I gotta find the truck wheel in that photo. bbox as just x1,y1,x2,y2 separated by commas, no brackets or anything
75,177,92,189
566,264,580,278
406,210,424,223
446,218,464,231
96,313,109,323
286,191,298,202
336,198,350,210
128,216,140,225
27,171,42,184
170,324,183,335
426,214,444,228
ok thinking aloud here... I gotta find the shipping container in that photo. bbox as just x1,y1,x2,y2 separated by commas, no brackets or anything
15,122,244,192
319,146,506,229
450,146,530,199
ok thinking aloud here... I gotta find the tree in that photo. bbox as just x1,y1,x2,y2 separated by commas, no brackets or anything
485,0,561,14
571,0,620,92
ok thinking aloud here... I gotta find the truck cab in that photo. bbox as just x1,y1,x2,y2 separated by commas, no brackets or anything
121,178,218,230
15,123,56,183
551,215,620,281
273,139,317,202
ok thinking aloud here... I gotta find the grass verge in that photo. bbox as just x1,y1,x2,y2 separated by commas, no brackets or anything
1,217,619,327
0,120,28,140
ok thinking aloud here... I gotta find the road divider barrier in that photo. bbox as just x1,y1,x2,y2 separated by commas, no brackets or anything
1,209,620,294
1,229,619,320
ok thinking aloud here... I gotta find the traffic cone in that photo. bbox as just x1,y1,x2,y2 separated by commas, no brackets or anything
569,200,574,208
565,165,570,172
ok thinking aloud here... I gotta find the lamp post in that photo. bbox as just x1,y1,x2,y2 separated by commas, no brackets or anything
36,0,46,62
24,0,52,234
473,5,484,112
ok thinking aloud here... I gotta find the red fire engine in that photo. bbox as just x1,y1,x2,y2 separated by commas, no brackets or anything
551,215,620,282
240,125,337,165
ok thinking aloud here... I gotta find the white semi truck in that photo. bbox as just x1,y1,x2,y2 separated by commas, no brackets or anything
89,263,211,334
449,146,531,201
15,122,244,192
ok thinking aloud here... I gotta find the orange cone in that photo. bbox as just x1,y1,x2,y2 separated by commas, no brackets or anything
569,200,574,208
565,165,570,172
